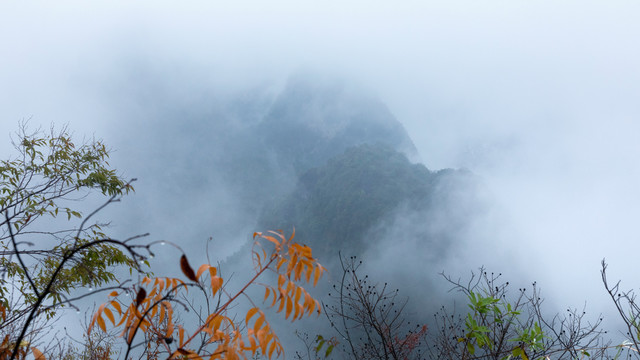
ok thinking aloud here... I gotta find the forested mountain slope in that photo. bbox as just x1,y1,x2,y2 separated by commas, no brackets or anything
258,143,481,261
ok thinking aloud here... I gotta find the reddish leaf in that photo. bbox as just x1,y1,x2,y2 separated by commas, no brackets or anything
135,287,147,308
180,255,198,282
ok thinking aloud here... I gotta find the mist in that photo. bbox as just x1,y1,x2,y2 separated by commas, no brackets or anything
2,0,640,350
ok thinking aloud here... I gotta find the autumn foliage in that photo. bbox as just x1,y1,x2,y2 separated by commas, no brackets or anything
88,229,325,359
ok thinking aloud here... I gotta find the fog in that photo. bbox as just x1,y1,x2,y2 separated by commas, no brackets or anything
2,0,640,347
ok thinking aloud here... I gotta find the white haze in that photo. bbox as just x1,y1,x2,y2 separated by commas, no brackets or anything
2,0,640,340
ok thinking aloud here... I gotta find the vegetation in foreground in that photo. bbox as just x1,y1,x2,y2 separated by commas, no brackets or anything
2,124,640,359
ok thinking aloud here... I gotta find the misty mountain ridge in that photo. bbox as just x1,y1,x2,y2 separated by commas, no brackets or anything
177,74,484,275
256,145,484,270
114,74,483,271
258,75,420,172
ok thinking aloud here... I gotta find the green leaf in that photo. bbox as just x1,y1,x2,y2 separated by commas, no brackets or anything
467,342,475,354
325,344,334,358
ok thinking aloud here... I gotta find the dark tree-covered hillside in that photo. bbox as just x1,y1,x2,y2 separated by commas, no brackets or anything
259,143,481,259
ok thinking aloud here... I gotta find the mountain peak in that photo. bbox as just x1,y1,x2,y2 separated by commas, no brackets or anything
260,74,419,173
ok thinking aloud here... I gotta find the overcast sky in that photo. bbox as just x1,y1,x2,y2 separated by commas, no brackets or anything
2,0,640,329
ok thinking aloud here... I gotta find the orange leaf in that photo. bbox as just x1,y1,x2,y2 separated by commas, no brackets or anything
164,301,174,325
247,336,258,353
285,296,293,319
97,315,106,332
313,266,322,286
277,296,285,313
288,254,298,277
254,314,264,334
246,307,259,326
197,264,211,280
116,307,130,327
209,314,223,332
267,230,285,239
159,304,166,324
150,304,158,318
254,251,262,268
305,265,313,282
304,292,314,315
148,287,158,299
88,303,105,334
264,287,270,302
127,331,138,346
31,347,46,360
294,303,304,321
268,340,277,358
294,261,303,281
103,307,115,325
262,235,281,248
210,276,223,296
178,327,185,346
111,300,122,315
258,327,268,353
